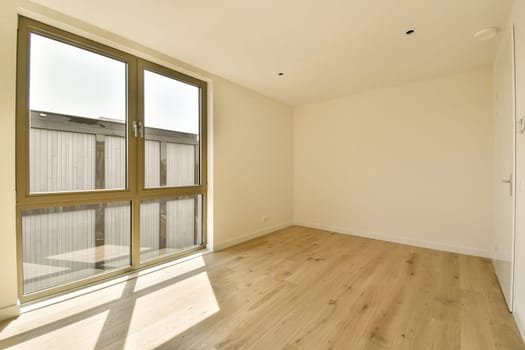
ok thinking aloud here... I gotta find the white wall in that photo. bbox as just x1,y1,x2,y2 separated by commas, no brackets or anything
0,2,294,320
511,0,525,340
213,78,293,250
294,69,494,257
0,0,19,321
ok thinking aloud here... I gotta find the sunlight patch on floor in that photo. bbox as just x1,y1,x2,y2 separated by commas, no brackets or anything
124,271,220,349
8,310,110,350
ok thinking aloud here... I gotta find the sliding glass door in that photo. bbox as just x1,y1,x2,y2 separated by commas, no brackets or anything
16,16,207,301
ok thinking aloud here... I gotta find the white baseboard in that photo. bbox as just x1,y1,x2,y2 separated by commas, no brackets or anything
294,222,491,258
515,310,525,344
213,222,293,251
0,302,20,322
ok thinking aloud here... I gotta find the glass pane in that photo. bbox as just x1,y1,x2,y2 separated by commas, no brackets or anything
21,202,131,294
29,33,127,193
140,195,202,263
144,70,200,188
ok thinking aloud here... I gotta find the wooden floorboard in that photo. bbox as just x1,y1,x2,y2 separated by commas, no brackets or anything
0,226,523,349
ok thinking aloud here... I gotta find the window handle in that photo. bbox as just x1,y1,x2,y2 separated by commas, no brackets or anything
132,121,138,138
138,122,144,138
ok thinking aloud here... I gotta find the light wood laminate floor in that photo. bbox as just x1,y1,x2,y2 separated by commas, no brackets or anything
0,226,523,349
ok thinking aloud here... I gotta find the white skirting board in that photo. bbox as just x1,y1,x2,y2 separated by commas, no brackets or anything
0,302,20,322
294,222,492,258
212,223,293,251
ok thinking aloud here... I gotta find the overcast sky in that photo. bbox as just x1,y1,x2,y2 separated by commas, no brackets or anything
30,33,199,134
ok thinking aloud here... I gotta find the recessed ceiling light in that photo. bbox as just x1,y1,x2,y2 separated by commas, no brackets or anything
474,27,499,41
406,29,415,35
278,72,285,76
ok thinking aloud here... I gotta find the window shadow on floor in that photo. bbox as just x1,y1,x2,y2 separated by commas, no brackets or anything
0,260,211,349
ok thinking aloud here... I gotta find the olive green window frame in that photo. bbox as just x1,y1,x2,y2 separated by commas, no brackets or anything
15,16,208,303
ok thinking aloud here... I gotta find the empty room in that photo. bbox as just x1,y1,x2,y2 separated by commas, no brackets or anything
1,0,525,349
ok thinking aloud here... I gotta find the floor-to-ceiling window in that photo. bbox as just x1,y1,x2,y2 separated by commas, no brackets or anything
16,16,207,301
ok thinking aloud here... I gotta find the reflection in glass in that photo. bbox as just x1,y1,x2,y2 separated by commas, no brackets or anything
22,202,131,294
140,195,202,262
